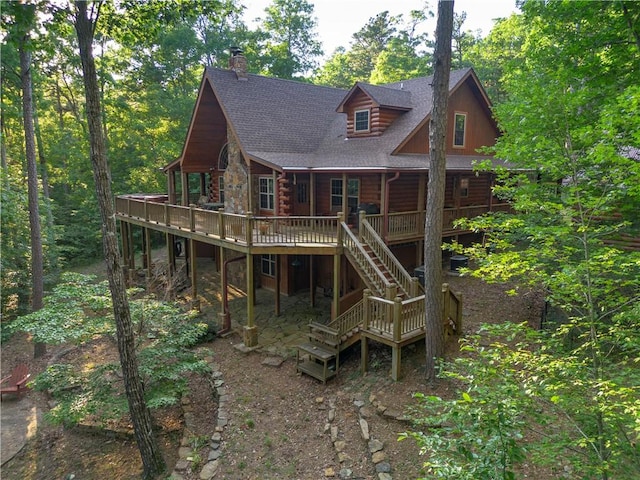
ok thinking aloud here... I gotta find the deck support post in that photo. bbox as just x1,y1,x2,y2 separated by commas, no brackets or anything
144,227,152,278
391,296,403,380
244,252,258,347
391,346,401,381
120,221,130,283
361,289,371,376
166,233,175,276
274,254,281,316
333,213,344,319
127,222,135,270
332,253,340,319
189,238,200,312
310,255,315,308
361,335,369,375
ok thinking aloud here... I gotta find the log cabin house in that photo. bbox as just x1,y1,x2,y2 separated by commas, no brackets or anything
115,51,512,380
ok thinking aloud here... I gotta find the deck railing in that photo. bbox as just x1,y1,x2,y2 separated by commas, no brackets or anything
116,196,511,246
360,284,462,343
367,203,512,241
115,196,339,245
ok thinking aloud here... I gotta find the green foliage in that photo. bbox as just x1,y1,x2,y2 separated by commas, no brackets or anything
402,326,531,479
315,7,434,86
404,321,640,478
16,273,211,426
429,3,640,479
1,170,32,319
256,0,323,79
8,272,116,344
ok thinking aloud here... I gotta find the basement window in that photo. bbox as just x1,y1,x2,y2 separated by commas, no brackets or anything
354,109,370,132
261,254,276,276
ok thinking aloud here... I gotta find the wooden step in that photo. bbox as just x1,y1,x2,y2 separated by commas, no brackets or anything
297,342,338,383
297,360,336,383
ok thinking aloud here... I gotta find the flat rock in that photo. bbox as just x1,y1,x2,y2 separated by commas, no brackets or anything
359,418,370,440
233,343,258,353
199,459,219,479
369,439,384,453
261,356,285,367
372,451,386,464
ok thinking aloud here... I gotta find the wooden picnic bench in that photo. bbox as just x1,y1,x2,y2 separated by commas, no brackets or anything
0,364,30,399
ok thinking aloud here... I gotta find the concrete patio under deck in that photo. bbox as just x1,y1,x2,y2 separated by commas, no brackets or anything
189,258,334,357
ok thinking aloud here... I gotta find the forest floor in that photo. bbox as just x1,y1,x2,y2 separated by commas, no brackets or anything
1,258,551,480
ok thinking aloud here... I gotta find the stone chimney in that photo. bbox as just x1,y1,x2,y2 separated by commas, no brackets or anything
228,47,248,81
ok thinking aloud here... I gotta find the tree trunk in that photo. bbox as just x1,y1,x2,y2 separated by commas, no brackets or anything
73,2,166,478
34,96,57,271
424,0,454,383
19,24,46,358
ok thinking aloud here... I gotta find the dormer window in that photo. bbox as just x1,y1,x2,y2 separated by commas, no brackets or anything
454,113,466,147
354,109,370,132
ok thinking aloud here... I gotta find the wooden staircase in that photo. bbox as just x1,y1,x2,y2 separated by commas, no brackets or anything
297,218,421,382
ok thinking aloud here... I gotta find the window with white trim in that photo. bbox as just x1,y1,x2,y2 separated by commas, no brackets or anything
330,178,360,213
454,113,466,147
354,109,370,132
259,177,275,210
261,254,276,276
218,176,225,202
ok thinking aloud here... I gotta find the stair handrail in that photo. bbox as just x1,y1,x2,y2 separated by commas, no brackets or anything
326,298,365,337
359,213,422,297
341,222,392,297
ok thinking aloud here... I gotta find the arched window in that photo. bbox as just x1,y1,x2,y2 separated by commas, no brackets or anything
218,143,229,170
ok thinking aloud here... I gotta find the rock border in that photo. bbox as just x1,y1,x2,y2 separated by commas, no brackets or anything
321,394,395,480
170,358,226,480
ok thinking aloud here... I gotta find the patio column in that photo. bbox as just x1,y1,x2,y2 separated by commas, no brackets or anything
243,253,258,347
181,171,189,205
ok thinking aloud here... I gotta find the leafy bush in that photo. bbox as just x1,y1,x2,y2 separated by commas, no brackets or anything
403,321,640,479
17,273,211,426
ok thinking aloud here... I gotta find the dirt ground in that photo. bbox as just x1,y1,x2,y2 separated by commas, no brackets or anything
1,268,546,480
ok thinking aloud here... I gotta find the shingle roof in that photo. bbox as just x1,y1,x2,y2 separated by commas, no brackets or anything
204,66,493,171
337,82,413,111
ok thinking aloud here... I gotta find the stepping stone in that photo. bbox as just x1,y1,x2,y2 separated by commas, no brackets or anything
261,356,285,367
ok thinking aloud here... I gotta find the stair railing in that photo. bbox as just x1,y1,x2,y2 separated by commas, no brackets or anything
326,299,365,338
358,212,421,297
341,222,392,297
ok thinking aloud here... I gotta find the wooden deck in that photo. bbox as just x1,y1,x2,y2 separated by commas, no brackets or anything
115,196,511,253
115,196,341,255
117,195,466,380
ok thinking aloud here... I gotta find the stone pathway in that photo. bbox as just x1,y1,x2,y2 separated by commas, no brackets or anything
0,396,39,466
171,359,402,480
169,258,403,478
